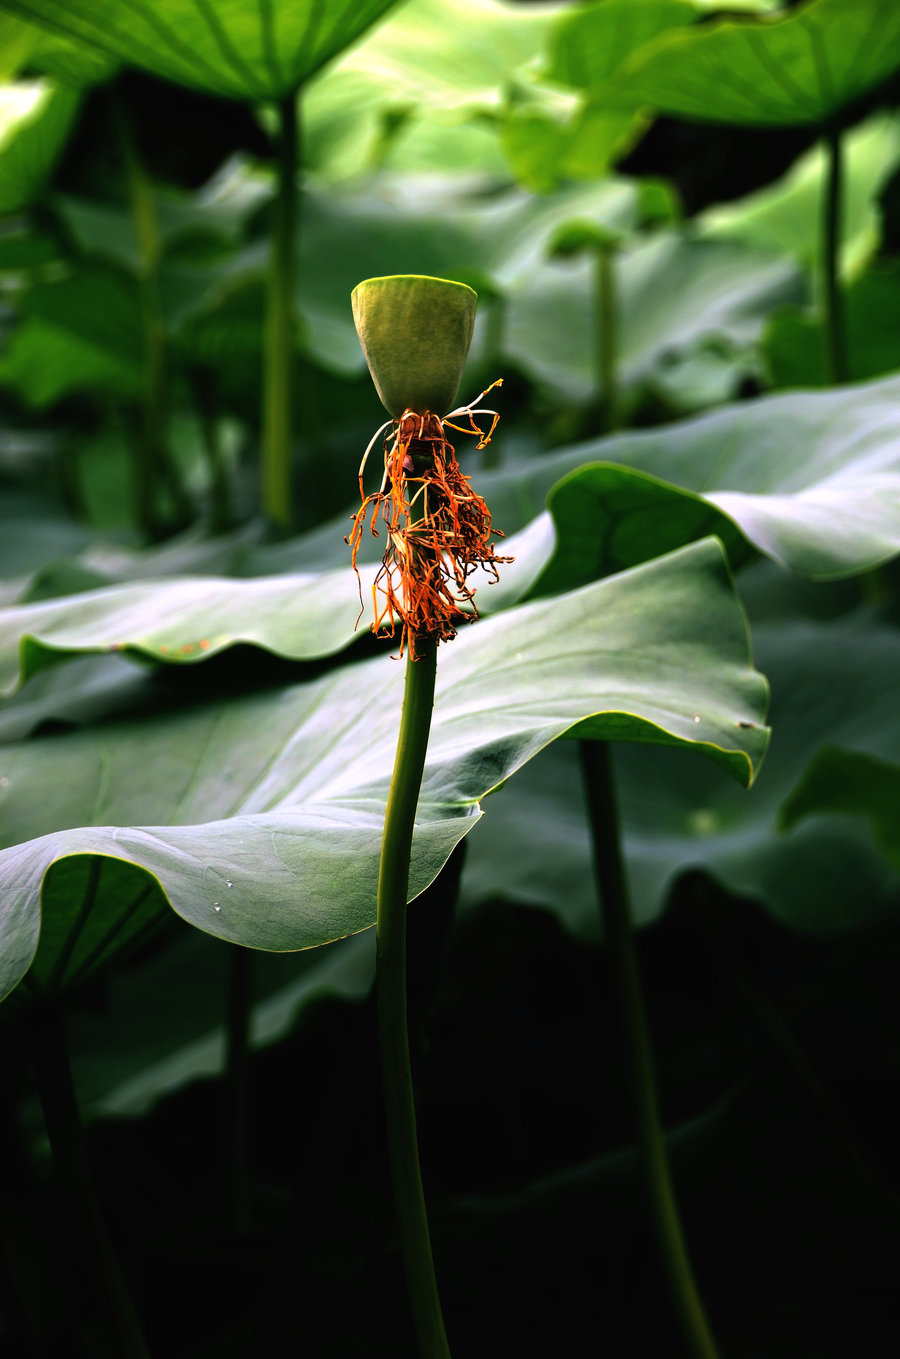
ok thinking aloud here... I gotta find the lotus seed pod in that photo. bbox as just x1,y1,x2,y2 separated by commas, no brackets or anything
351,274,477,418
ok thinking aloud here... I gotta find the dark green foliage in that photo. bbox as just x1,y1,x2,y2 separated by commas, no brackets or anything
1,0,899,1353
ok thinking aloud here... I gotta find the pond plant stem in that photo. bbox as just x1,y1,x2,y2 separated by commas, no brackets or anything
225,945,253,1233
115,96,168,541
822,122,848,385
32,1006,150,1359
376,638,451,1359
262,91,299,532
595,243,619,433
579,740,719,1359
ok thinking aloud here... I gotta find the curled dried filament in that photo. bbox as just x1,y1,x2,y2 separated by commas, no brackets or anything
346,382,512,659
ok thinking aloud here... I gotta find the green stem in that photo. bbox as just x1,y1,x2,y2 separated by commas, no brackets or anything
262,91,299,532
32,1008,151,1359
115,98,171,541
595,245,619,433
376,638,451,1359
224,946,252,1232
822,123,848,385
192,368,233,532
579,740,718,1359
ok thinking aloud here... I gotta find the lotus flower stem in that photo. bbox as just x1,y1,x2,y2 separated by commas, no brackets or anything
580,739,719,1359
262,92,299,531
595,243,619,433
351,275,513,1355
822,123,848,385
224,945,253,1232
376,636,451,1359
114,93,185,541
32,1006,151,1359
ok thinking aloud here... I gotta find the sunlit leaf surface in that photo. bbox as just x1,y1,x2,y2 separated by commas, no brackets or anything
603,0,900,126
0,0,404,99
0,77,78,212
0,540,768,1003
479,373,900,581
0,566,377,696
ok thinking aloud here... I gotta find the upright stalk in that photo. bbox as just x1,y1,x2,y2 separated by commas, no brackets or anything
262,92,299,531
192,368,233,532
115,96,183,540
594,244,619,433
579,740,719,1359
224,946,253,1232
376,638,451,1359
822,123,848,385
32,1007,150,1359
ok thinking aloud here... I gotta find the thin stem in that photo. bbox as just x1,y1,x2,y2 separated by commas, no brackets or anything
822,123,848,385
115,95,177,541
480,294,505,471
224,945,252,1232
262,91,299,532
579,740,718,1359
376,638,451,1359
32,1007,151,1359
192,368,233,532
595,245,619,433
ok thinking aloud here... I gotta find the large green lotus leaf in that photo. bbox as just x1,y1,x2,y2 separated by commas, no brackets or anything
205,368,900,592
504,231,801,406
0,254,227,408
762,265,900,389
699,113,900,278
2,518,262,608
0,265,143,408
462,571,900,935
0,315,141,408
288,172,800,395
546,0,700,92
51,158,271,274
602,0,900,127
0,12,115,83
0,0,403,100
779,746,900,875
0,564,383,696
0,510,550,692
0,539,768,1003
303,0,556,181
478,372,900,580
505,0,705,191
67,929,375,1118
497,100,641,196
0,77,79,213
296,175,641,376
0,654,154,743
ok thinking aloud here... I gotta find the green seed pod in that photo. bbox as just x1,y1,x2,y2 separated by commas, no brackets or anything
351,274,477,418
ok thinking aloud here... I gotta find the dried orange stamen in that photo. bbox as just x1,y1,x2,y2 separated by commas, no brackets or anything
345,383,512,660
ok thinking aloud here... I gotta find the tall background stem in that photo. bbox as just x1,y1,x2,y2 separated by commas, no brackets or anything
376,639,451,1359
224,946,253,1232
262,91,299,531
115,94,186,540
594,244,619,433
579,740,719,1359
32,1007,150,1359
822,123,848,385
